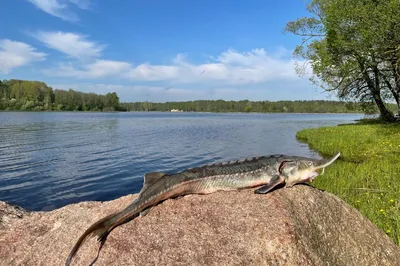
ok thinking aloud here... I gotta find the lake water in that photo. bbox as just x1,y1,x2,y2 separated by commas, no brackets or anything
0,112,363,211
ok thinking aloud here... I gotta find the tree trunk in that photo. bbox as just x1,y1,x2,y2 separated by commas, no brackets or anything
372,90,394,121
369,65,395,121
387,88,400,116
390,61,400,116
394,77,400,116
394,97,400,116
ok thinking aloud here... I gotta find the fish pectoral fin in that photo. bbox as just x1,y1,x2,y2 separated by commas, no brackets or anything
254,175,285,194
139,207,153,217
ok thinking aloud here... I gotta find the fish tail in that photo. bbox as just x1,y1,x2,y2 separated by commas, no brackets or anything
65,212,119,266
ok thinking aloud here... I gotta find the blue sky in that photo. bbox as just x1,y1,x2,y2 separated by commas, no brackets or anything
0,0,334,102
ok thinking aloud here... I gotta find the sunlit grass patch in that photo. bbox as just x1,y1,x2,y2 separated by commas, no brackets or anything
296,122,400,245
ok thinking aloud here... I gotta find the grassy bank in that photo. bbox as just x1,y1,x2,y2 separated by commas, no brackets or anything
296,120,400,245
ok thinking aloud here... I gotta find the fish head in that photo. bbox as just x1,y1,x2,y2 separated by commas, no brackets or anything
279,152,341,187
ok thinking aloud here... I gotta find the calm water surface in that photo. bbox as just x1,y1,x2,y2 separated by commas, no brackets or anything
0,112,363,211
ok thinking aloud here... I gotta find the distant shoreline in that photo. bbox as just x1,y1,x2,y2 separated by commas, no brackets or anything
0,110,367,115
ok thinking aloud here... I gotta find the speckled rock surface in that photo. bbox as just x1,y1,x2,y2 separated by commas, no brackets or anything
0,201,28,230
1,185,400,266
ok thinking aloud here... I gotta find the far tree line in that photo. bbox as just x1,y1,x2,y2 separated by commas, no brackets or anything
0,79,121,111
120,99,395,114
0,78,396,114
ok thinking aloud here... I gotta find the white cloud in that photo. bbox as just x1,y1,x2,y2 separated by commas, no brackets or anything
26,0,91,21
67,0,91,10
45,60,132,78
33,31,105,59
45,48,304,85
125,64,181,81
0,39,46,74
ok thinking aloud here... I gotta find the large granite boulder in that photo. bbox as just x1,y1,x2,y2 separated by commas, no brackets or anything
1,185,399,265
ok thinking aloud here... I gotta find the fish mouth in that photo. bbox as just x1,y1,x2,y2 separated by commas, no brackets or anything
313,152,341,175
307,171,320,182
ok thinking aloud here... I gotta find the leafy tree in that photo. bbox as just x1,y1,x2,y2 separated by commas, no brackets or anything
370,0,400,115
104,92,120,111
244,105,253,112
284,0,398,121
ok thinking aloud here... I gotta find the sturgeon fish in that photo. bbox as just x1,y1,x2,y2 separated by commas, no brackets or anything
65,152,340,266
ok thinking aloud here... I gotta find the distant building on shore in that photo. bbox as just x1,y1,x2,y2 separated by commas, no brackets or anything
170,109,184,112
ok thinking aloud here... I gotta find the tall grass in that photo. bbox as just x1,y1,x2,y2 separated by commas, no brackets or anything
297,121,400,245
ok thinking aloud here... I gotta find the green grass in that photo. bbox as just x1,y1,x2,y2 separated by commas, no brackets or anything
296,120,400,245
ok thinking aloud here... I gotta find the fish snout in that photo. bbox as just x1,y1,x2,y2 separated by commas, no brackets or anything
314,152,341,170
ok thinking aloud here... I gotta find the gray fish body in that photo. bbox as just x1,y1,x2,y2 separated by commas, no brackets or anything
111,154,314,228
65,153,340,266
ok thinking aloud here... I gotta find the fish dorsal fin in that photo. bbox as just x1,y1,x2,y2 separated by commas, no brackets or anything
139,172,167,195
144,172,167,186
